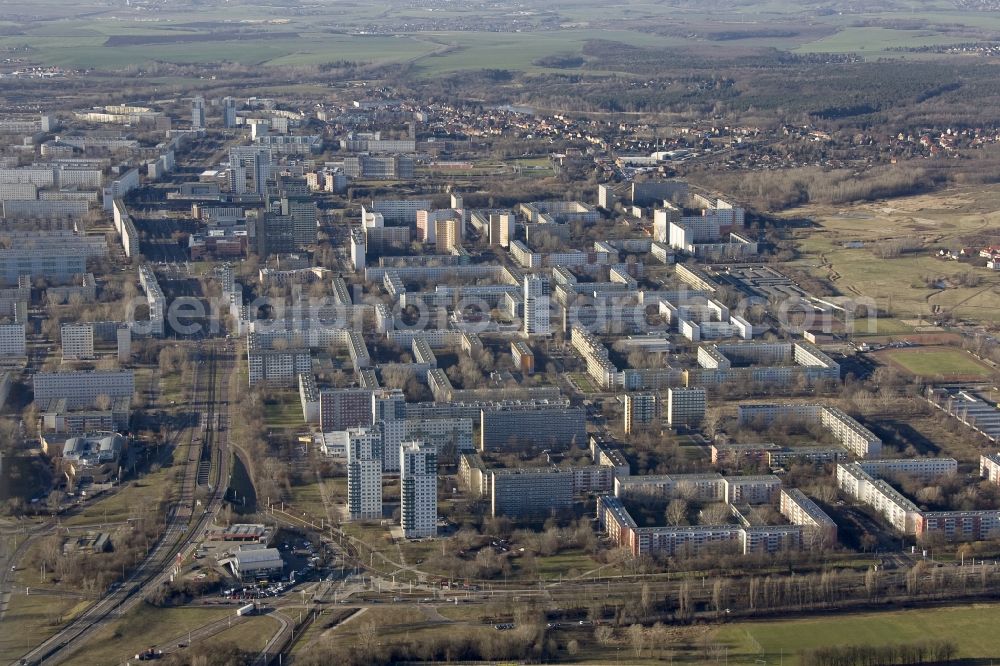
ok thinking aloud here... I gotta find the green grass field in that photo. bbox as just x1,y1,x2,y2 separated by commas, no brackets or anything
60,605,233,666
709,603,1000,665
885,347,994,379
850,317,915,337
794,26,967,54
531,550,615,580
208,614,280,654
263,390,305,429
286,477,333,521
567,373,600,394
310,599,1000,664
0,591,90,663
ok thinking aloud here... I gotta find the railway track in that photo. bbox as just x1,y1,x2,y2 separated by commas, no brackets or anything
14,344,234,666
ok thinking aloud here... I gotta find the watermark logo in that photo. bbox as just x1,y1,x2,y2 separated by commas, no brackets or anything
121,282,879,339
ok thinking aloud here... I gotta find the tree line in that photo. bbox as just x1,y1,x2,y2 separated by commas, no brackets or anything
802,640,958,666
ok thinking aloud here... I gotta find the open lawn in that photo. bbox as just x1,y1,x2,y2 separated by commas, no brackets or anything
208,613,280,654
531,550,611,581
395,538,443,571
60,604,233,666
783,186,1000,323
286,477,333,521
159,372,185,405
567,373,600,394
62,466,175,527
0,591,89,663
709,603,1000,665
850,317,914,337
263,390,306,429
435,602,509,622
288,608,358,656
880,347,995,380
319,604,498,651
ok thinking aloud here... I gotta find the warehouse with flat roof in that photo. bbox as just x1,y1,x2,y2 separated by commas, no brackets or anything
231,547,284,581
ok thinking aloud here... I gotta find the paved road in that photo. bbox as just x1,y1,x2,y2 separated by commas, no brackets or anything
252,609,292,666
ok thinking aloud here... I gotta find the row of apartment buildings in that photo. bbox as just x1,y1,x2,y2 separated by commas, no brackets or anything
737,403,883,458
834,459,1000,542
459,452,616,518
597,485,836,558
614,472,783,505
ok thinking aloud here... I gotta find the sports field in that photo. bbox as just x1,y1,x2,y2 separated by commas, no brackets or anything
710,603,1000,665
877,346,995,381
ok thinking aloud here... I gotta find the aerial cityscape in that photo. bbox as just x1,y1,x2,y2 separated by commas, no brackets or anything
2,0,1000,664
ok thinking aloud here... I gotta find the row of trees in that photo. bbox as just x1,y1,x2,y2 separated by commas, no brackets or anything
300,577,968,665
144,573,221,607
802,640,958,666
534,555,1000,635
416,519,601,580
230,388,292,509
697,164,936,211
646,559,1000,621
160,641,253,666
298,596,581,666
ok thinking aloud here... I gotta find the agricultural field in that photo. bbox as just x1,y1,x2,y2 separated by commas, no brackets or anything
11,31,439,70
783,185,1000,324
5,0,1000,73
793,26,968,55
404,29,674,76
